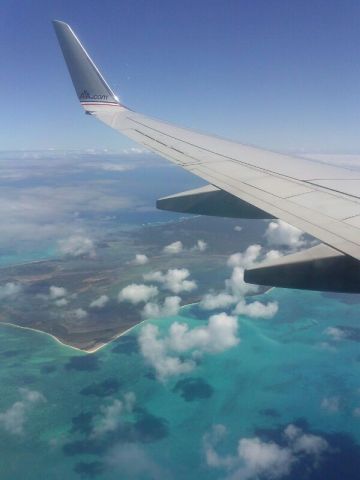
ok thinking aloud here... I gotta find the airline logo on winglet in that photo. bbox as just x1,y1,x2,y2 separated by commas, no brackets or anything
79,89,109,101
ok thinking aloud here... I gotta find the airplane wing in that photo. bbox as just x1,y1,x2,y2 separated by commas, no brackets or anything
53,20,360,293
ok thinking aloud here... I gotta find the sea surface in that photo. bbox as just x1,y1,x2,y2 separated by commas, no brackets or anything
0,288,360,479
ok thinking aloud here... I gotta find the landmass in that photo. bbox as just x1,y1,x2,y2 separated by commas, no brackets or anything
0,216,267,352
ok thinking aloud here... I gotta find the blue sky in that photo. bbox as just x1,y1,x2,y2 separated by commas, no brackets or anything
2,0,360,152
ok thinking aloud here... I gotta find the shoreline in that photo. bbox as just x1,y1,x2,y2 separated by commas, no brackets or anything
0,322,86,353
0,302,199,355
0,321,142,355
0,294,272,355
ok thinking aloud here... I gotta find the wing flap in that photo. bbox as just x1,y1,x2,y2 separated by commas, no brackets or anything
244,243,360,293
157,185,274,218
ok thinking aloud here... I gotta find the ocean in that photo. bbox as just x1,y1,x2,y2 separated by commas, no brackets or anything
0,288,359,479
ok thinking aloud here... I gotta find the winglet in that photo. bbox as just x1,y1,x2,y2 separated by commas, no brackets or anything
52,20,120,108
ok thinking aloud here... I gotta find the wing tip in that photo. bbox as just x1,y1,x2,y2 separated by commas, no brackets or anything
52,20,74,37
52,19,121,108
52,19,69,26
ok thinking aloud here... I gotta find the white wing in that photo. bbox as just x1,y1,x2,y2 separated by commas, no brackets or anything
53,20,360,293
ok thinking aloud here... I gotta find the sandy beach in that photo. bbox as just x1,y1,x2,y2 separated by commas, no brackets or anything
0,302,198,354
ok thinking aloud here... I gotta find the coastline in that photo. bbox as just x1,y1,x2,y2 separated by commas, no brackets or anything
0,322,86,353
0,302,199,355
0,295,275,355
0,321,139,354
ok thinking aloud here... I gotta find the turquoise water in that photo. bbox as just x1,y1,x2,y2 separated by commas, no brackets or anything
0,289,360,479
0,246,58,267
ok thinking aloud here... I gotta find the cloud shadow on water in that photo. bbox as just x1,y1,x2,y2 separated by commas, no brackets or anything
173,377,214,402
63,438,106,457
144,370,156,381
132,411,169,443
40,364,57,374
260,408,281,418
65,355,100,372
71,412,94,436
111,335,139,356
73,461,104,478
19,374,36,385
187,305,211,321
1,349,19,358
63,409,169,458
80,378,121,397
336,326,360,342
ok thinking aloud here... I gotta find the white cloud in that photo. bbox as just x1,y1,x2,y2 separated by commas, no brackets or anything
202,425,293,479
55,297,68,307
227,245,262,269
162,239,207,255
264,250,283,261
0,388,45,435
0,282,22,300
200,245,270,312
200,292,237,310
90,294,109,309
234,226,243,232
142,296,181,319
3,184,133,219
237,437,294,479
49,286,67,299
264,220,305,249
131,254,149,265
163,241,183,254
122,147,148,155
123,391,136,412
233,300,279,319
203,423,328,479
142,271,163,282
138,312,239,380
49,286,70,306
225,267,259,297
93,399,123,436
321,396,340,413
93,392,136,437
107,443,168,479
143,268,197,294
0,152,140,249
203,424,236,469
118,284,158,304
70,308,88,319
284,424,328,456
192,239,207,252
139,324,195,379
168,313,239,353
201,244,282,318
58,235,95,258
324,326,347,341
99,163,133,172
